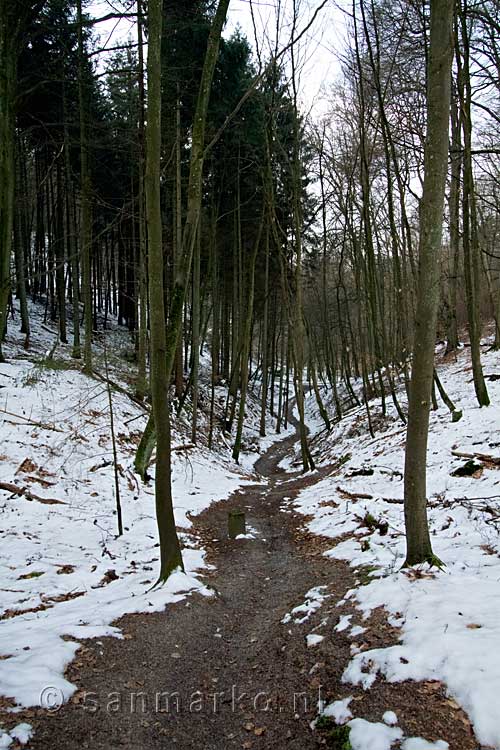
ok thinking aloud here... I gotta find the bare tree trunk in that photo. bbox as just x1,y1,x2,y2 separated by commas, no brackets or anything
232,215,264,463
63,79,81,359
135,0,147,400
77,0,93,374
0,3,16,359
403,0,454,567
446,84,461,353
135,0,230,478
259,224,270,437
145,0,183,582
55,160,67,343
289,1,314,472
191,222,201,443
457,3,490,406
14,137,30,346
174,86,183,400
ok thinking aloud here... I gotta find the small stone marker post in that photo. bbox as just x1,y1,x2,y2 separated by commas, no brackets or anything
228,509,246,538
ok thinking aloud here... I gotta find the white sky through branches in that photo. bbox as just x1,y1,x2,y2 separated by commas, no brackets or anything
87,0,346,118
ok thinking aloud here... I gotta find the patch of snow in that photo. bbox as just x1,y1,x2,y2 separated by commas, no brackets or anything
322,696,353,724
293,344,500,748
235,524,258,540
9,724,33,744
0,303,255,712
401,739,449,750
281,586,328,624
335,614,352,632
348,718,403,750
306,633,324,647
350,625,366,637
382,710,398,726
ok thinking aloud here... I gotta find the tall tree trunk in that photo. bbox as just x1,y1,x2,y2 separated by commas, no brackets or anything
289,10,314,472
135,0,230,478
259,224,270,437
55,159,67,343
208,207,219,450
174,86,183,400
457,2,490,406
14,137,30,346
135,0,147,399
77,0,93,374
191,222,201,443
145,0,183,582
446,83,460,353
63,98,81,359
403,0,454,566
0,3,16,359
232,215,264,463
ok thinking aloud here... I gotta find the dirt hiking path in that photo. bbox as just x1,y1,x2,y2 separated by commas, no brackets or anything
20,421,478,749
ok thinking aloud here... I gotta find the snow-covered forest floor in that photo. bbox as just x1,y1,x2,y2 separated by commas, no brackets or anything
1,304,499,750
280,336,500,749
0,303,284,737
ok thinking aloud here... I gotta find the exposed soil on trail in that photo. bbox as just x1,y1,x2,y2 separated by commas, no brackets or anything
6,421,480,749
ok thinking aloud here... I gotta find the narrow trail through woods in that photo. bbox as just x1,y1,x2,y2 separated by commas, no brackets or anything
27,419,478,750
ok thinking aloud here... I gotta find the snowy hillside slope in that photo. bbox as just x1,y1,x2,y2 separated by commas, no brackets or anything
0,303,278,716
288,340,500,748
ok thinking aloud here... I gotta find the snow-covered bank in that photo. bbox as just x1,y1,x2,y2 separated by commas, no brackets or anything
0,303,283,714
292,342,500,748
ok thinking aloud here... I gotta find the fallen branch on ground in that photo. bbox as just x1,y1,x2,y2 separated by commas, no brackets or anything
451,495,500,503
25,475,56,488
336,486,404,504
0,408,63,432
0,481,66,505
451,449,500,467
336,486,373,500
172,443,195,452
444,496,500,530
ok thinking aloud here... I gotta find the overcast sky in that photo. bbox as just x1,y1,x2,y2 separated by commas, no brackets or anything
88,0,347,118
